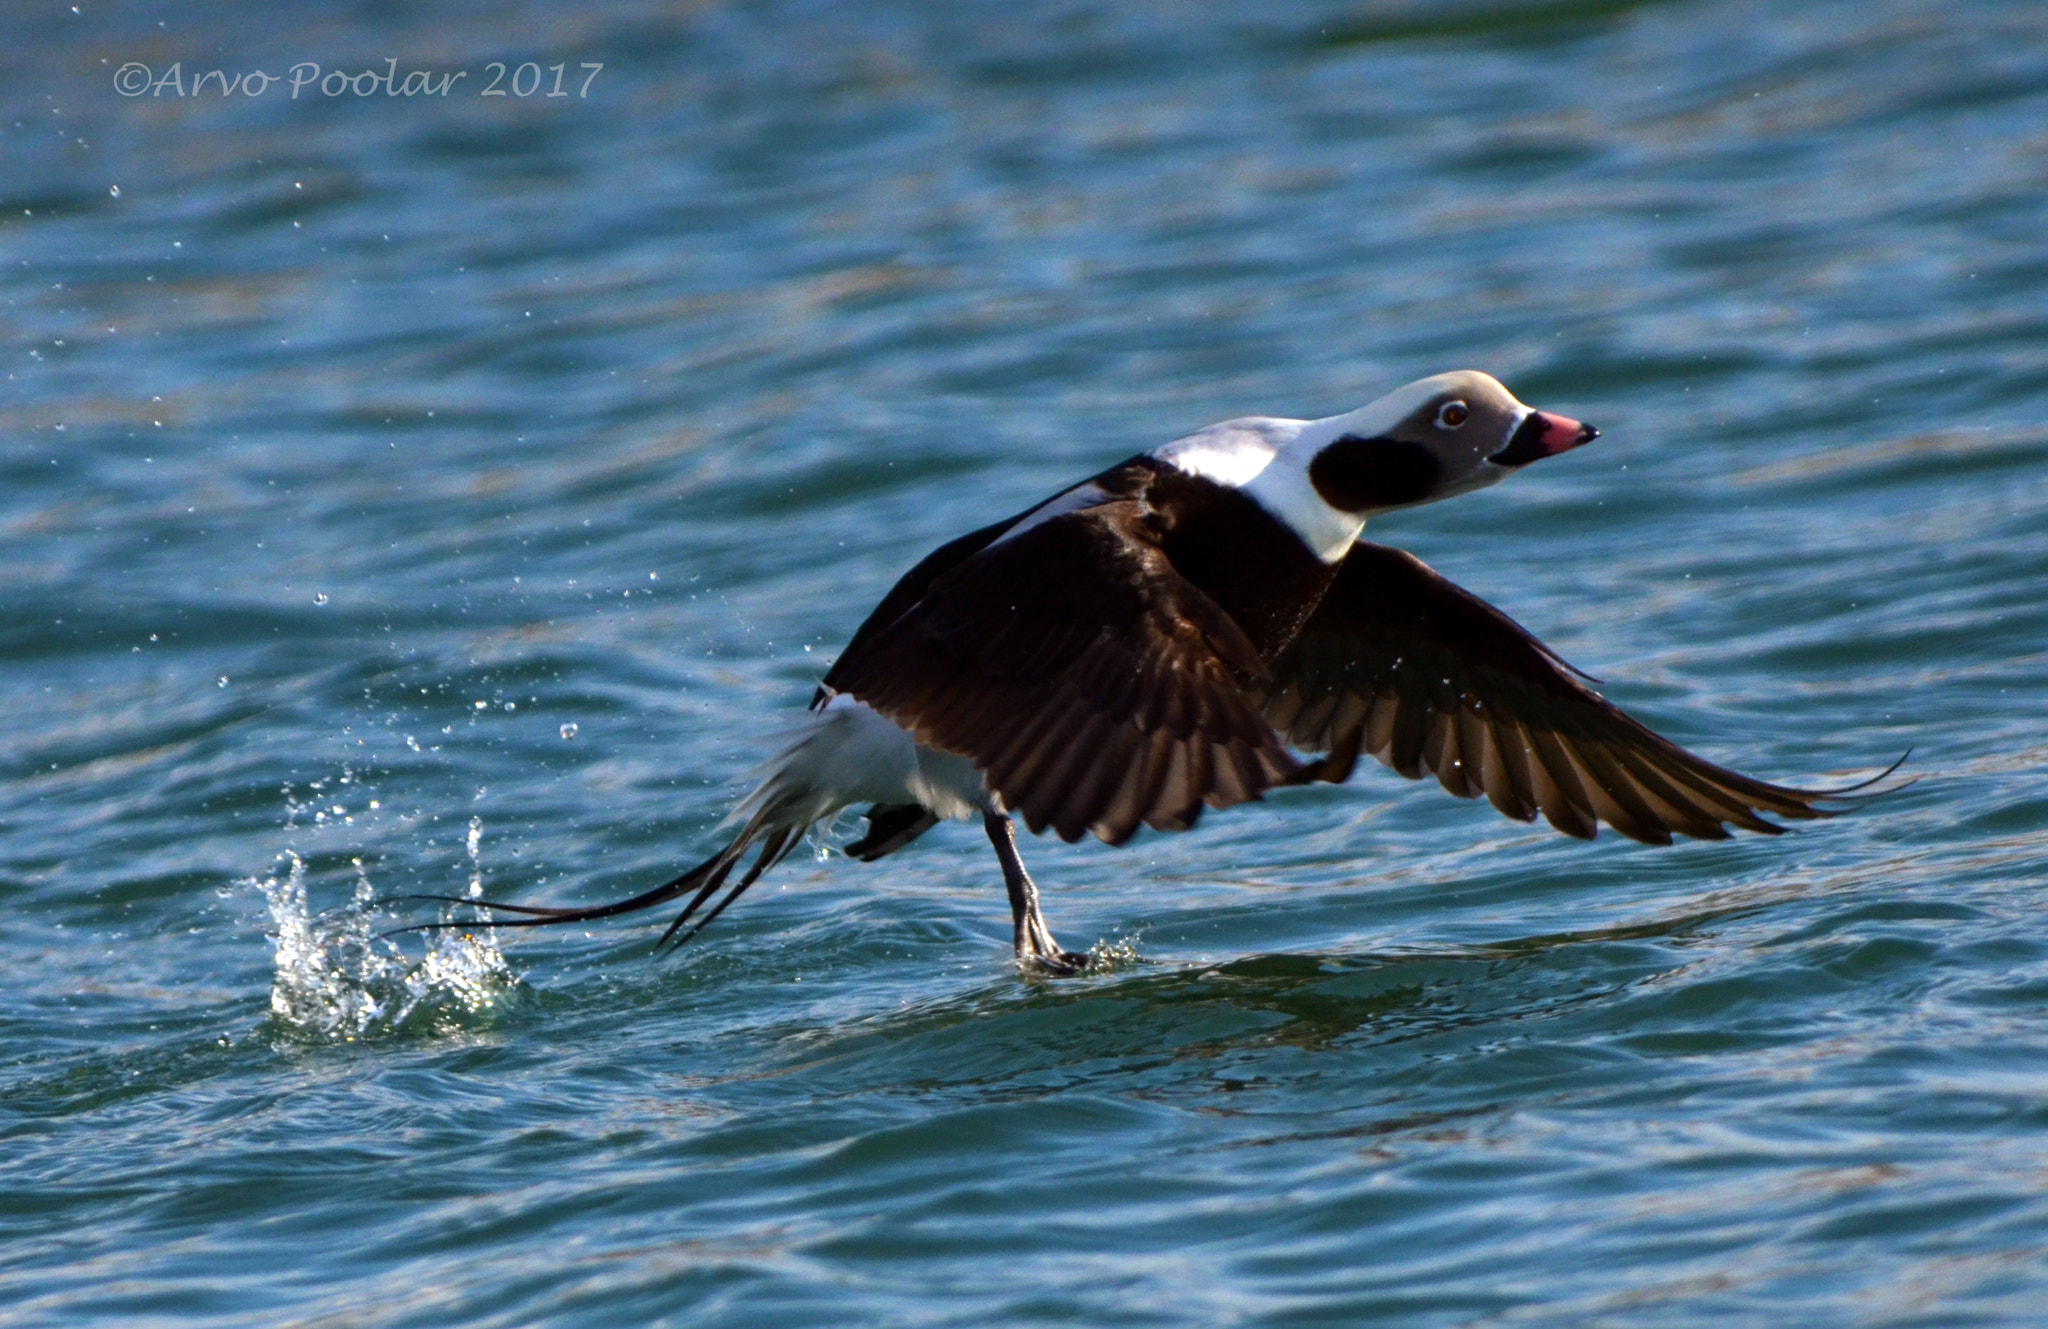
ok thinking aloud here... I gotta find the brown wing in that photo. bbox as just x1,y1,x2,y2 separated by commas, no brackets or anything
814,516,1023,711
824,501,1304,846
1257,542,1846,844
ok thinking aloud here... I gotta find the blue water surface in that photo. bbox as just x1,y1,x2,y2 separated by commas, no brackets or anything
4,1,2048,1324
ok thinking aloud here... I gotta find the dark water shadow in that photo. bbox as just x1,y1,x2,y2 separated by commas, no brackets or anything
1306,0,1679,50
731,897,1775,1099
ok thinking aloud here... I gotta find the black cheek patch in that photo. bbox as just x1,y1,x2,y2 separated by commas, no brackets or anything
1487,411,1552,467
1308,435,1443,512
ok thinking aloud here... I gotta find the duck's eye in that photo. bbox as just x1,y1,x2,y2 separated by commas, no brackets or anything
1435,401,1470,429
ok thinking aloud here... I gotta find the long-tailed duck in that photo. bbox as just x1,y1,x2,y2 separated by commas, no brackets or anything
426,371,1871,970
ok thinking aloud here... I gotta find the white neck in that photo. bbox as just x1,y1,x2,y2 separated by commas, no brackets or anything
1238,384,1457,561
1240,442,1368,562
1153,413,1369,563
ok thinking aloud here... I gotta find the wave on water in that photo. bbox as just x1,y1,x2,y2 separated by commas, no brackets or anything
254,813,517,1041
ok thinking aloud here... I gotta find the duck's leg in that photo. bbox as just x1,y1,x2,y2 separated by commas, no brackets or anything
982,810,1089,973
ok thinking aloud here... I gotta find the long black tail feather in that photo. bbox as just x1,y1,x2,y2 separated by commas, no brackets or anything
654,827,802,952
1818,749,1915,801
389,804,803,955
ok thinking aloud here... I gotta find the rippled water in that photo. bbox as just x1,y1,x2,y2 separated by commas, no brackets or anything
5,1,2048,1323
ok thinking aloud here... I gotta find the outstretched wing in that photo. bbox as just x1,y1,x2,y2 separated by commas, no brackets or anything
823,500,1304,846
1257,542,1848,843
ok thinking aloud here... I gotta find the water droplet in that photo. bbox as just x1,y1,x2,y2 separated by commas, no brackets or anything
108,184,120,197
466,815,484,900
313,592,328,606
560,723,578,740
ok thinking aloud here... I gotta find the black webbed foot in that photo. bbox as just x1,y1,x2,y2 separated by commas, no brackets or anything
1020,946,1091,975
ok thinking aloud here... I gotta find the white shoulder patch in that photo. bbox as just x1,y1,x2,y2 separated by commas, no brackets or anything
1151,416,1302,488
988,480,1113,547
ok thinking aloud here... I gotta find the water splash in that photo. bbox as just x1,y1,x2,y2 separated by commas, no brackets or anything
1085,935,1146,970
256,839,516,1042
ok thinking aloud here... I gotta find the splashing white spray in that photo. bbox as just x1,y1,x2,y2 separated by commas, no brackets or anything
255,796,516,1040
